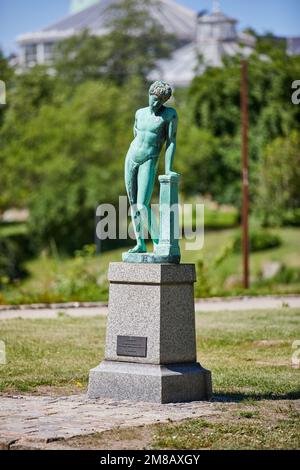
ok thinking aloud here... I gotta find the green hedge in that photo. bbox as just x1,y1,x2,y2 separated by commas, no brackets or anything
191,206,239,230
233,229,282,253
282,209,300,227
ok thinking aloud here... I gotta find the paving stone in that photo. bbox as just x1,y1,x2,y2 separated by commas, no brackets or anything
0,394,219,447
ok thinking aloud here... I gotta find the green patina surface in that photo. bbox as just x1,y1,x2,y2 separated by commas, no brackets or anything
123,81,181,264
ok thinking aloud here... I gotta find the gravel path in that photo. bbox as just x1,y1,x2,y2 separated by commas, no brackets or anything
195,295,300,312
0,295,299,320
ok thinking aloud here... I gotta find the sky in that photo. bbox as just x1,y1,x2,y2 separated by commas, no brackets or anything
0,0,300,55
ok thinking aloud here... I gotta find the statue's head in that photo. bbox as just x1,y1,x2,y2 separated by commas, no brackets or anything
149,80,172,112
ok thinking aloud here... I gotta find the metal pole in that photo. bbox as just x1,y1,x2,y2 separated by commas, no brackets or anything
241,60,249,289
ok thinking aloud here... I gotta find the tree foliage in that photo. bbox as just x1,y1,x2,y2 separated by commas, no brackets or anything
1,77,142,252
103,0,176,85
256,131,300,226
0,50,13,126
184,41,300,208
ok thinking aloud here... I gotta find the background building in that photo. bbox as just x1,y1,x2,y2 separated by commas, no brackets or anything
150,3,256,86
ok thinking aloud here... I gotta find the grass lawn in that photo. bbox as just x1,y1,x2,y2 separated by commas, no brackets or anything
65,400,300,450
2,227,300,304
151,400,300,450
0,308,299,449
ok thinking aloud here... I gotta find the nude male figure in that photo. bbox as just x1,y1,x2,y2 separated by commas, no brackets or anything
125,80,178,254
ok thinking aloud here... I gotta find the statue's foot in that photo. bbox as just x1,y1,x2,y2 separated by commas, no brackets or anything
128,243,147,254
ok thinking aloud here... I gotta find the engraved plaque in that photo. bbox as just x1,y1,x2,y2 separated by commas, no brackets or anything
117,336,147,358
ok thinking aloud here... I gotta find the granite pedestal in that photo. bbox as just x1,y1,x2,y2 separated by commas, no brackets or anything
88,263,212,403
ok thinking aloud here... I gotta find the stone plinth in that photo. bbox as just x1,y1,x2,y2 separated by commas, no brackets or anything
88,263,212,403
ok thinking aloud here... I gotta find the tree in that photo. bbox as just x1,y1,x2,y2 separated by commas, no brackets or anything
256,131,300,226
0,50,12,84
54,0,175,86
0,50,14,127
103,0,175,85
0,78,144,252
185,44,300,206
54,30,108,86
27,81,129,252
0,66,58,209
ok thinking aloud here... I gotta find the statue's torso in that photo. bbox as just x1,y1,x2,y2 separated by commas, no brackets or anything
128,106,172,164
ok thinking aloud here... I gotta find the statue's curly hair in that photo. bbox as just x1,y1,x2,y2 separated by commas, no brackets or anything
149,80,172,103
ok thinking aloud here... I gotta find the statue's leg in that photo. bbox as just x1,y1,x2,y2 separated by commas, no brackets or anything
125,156,146,253
137,158,159,246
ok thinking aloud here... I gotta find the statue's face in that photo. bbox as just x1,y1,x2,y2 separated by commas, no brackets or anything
149,93,163,112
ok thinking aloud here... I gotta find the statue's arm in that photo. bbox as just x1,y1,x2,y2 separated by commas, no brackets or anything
165,110,178,175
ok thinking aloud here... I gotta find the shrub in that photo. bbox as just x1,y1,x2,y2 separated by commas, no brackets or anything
194,258,213,298
282,209,300,227
273,266,300,284
204,207,239,230
0,231,35,287
256,132,300,226
232,229,282,253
